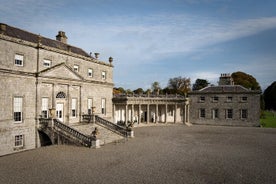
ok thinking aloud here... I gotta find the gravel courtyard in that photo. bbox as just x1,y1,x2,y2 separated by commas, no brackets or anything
1,125,276,184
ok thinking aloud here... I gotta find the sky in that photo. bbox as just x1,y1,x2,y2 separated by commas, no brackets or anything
1,0,276,91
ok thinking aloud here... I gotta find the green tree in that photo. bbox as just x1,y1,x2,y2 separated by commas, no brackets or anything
263,81,276,110
192,79,209,91
133,88,144,95
151,81,161,94
231,71,261,90
167,76,191,96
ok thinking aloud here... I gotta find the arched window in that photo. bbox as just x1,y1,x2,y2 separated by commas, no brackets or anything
56,91,66,98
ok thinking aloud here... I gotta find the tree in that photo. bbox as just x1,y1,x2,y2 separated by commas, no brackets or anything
231,71,261,90
192,79,209,91
151,81,161,94
113,87,125,94
133,88,144,95
263,81,276,110
167,76,191,95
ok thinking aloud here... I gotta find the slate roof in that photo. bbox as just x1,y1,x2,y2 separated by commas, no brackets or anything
190,85,260,94
1,23,92,58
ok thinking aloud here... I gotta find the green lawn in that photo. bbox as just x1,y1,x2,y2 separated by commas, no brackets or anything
260,111,276,128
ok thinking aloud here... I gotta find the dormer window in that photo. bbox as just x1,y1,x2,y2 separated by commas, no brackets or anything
43,59,51,67
15,54,24,66
74,65,79,72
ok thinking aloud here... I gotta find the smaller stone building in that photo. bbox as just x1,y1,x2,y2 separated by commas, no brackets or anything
189,74,261,126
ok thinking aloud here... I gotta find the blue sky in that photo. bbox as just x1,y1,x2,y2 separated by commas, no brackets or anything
1,0,276,90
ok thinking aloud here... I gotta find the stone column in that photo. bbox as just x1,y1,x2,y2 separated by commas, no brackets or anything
131,104,134,122
165,103,168,124
174,103,177,123
184,104,187,124
113,104,116,123
125,104,128,126
138,104,141,124
147,104,150,124
155,104,158,123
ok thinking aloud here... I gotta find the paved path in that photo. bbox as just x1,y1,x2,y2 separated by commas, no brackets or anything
0,125,276,184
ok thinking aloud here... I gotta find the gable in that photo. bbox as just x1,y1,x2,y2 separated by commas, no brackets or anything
39,63,83,81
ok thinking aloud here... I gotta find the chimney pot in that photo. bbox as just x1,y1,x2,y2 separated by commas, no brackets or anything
56,31,68,43
94,53,99,59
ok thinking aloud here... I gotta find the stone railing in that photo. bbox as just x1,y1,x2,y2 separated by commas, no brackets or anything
95,116,132,137
113,93,185,99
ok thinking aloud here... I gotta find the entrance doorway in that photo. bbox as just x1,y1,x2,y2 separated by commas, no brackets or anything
56,103,64,122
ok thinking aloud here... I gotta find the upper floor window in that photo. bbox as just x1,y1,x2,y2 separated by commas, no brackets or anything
88,69,93,77
74,65,79,72
43,59,51,67
88,98,93,114
199,96,205,102
14,97,23,122
101,98,106,115
15,54,24,66
241,96,248,102
102,71,106,80
227,96,233,102
212,96,219,102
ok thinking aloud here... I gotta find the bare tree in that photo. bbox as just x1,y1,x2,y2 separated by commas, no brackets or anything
167,76,191,96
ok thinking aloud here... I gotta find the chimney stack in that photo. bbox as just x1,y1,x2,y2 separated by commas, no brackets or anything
56,31,67,44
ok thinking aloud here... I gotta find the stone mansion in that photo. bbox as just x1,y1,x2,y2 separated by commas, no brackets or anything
0,23,260,156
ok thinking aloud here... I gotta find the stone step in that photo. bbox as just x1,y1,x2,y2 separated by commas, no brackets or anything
71,123,124,145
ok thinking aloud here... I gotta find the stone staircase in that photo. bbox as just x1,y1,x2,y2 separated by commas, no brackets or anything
72,123,125,146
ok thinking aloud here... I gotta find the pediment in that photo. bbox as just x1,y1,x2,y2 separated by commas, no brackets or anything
39,63,83,81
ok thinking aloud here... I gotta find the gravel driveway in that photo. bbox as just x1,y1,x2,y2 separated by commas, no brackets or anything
1,125,275,184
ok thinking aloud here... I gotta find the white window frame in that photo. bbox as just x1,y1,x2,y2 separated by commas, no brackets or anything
15,54,24,66
241,109,248,119
102,71,106,80
241,96,248,102
212,96,219,102
41,98,49,118
226,109,233,119
199,108,205,118
101,98,106,115
88,68,93,77
73,65,79,72
71,98,77,118
14,97,23,122
43,59,51,67
227,96,233,102
15,135,24,147
88,98,93,114
212,109,219,119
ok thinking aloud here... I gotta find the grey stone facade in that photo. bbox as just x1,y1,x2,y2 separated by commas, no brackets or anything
0,23,114,156
189,74,261,126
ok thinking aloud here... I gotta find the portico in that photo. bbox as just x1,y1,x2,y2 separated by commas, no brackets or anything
112,94,190,125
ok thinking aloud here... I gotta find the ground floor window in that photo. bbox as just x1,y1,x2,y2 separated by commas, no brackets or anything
71,98,77,117
226,109,233,119
15,135,24,147
14,97,23,122
101,98,106,115
212,109,219,119
241,109,248,119
41,97,48,118
200,108,206,118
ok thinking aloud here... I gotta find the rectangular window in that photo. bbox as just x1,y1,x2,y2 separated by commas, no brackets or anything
241,109,248,119
212,96,219,102
102,71,106,80
227,96,233,102
74,65,79,72
101,98,106,115
241,96,248,102
226,109,233,119
15,135,24,147
15,54,24,66
88,69,93,77
199,96,205,102
43,59,51,67
41,98,49,118
71,98,77,117
14,97,23,122
212,109,219,119
200,108,205,118
88,98,93,114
